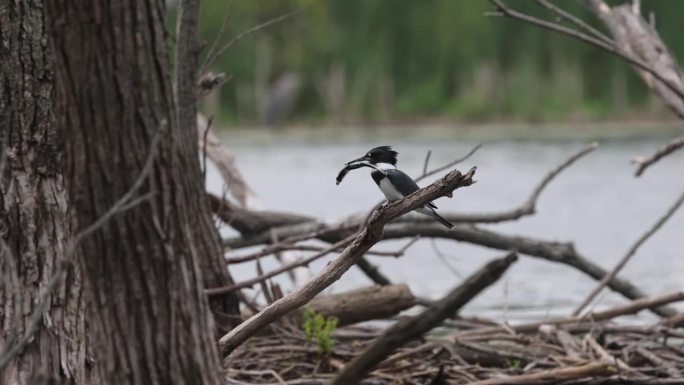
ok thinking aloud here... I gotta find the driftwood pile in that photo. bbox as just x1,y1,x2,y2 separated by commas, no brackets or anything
224,317,684,385
197,116,684,384
222,252,684,384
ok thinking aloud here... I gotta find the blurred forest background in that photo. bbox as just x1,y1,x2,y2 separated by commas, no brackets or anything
197,0,684,127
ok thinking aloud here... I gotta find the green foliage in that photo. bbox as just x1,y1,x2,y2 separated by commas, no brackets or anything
303,308,338,355
195,0,684,124
507,359,523,370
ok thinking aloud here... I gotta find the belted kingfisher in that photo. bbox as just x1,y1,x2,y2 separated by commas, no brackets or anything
337,146,454,229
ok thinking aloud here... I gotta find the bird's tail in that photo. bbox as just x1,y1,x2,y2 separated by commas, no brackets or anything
419,207,454,229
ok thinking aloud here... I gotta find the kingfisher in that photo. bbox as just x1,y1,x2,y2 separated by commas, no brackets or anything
336,146,454,229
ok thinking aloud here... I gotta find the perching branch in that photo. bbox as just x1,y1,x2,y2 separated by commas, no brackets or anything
217,167,477,355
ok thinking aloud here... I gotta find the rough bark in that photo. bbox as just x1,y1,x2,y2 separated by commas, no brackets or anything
46,0,236,384
0,1,88,384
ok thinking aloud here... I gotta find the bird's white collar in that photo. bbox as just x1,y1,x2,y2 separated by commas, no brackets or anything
375,162,396,170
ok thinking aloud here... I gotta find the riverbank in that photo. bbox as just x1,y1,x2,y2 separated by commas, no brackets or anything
215,119,683,145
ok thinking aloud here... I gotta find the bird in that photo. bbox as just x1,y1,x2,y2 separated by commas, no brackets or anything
336,146,454,229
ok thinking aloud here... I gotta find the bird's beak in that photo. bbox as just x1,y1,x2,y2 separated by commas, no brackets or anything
345,156,371,167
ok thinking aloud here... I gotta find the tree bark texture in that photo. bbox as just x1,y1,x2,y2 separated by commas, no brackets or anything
46,1,236,384
0,1,88,384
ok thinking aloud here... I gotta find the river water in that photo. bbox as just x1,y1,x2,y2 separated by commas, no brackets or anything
207,136,684,322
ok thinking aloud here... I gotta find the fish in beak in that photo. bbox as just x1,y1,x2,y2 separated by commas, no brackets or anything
336,155,384,185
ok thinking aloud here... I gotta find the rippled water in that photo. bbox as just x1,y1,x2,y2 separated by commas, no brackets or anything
206,136,684,322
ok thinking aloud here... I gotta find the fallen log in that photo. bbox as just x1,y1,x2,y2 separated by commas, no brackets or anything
330,252,518,385
304,284,416,326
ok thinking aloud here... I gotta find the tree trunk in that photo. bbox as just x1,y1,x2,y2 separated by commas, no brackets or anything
46,0,238,384
0,1,88,384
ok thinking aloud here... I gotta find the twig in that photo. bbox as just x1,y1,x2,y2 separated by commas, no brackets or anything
534,0,613,45
584,334,631,371
430,239,462,278
469,361,615,385
414,143,597,223
217,167,476,355
633,136,684,177
225,234,418,264
573,189,684,316
422,150,432,175
200,0,235,74
203,7,306,71
416,144,481,182
329,253,517,385
207,235,356,296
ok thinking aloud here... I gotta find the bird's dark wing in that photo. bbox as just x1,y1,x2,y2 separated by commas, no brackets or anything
386,169,437,208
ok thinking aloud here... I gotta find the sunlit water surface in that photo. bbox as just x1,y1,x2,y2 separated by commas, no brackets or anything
206,136,684,323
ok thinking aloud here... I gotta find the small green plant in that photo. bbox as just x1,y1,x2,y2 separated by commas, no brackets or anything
506,359,523,370
303,308,338,355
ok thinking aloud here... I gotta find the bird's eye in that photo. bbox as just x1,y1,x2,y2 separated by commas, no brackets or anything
367,153,371,157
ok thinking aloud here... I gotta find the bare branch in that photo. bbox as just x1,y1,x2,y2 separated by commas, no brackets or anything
633,136,684,176
422,150,432,175
436,143,597,223
489,0,684,106
199,115,260,208
203,7,306,72
573,189,684,316
460,292,684,341
199,0,235,74
207,235,356,297
217,167,477,355
534,0,613,45
416,144,481,182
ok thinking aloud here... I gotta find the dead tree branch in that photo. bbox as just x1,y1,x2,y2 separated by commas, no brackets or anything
217,167,477,355
429,142,597,223
202,7,305,73
330,253,517,385
488,0,684,110
582,0,684,117
206,235,356,296
224,218,673,316
198,115,260,207
633,136,684,177
456,290,684,337
470,361,615,385
573,188,684,316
